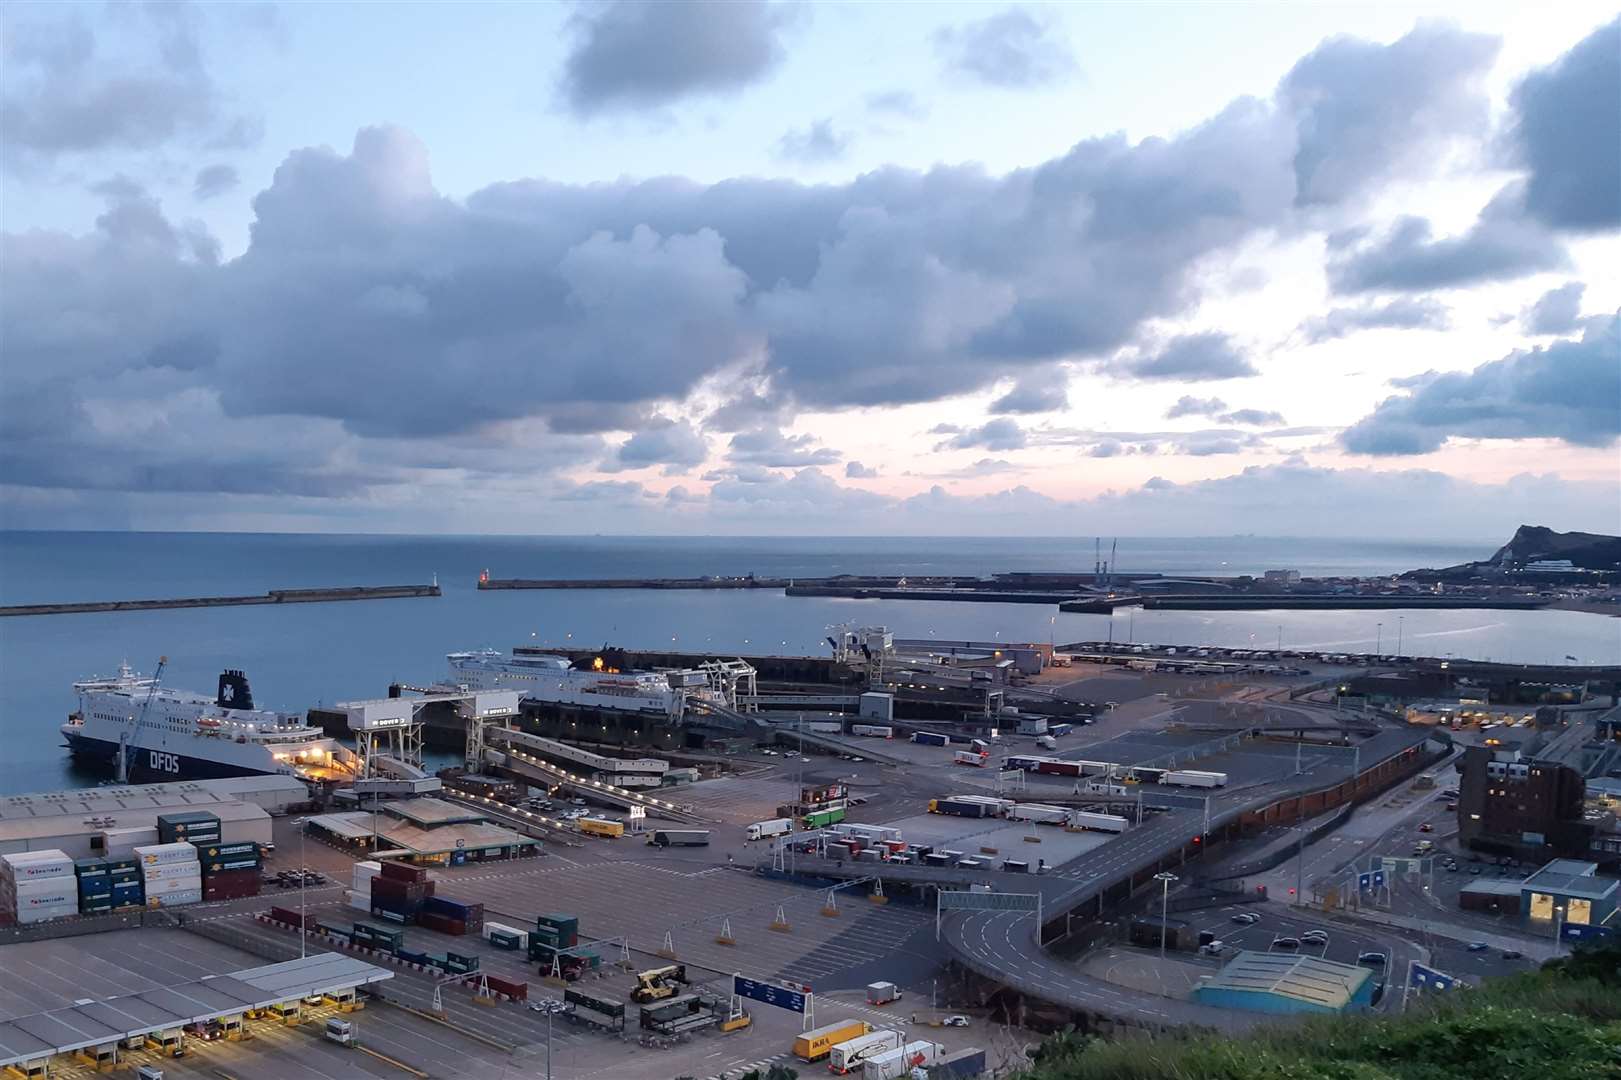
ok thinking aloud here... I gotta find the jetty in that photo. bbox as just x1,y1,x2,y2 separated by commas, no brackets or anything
0,584,441,618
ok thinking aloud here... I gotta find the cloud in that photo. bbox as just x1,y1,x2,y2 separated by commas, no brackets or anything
0,4,258,170
1326,189,1568,293
727,426,840,467
192,163,238,199
844,461,878,479
865,90,927,120
990,376,1067,414
1219,408,1286,427
1299,296,1450,343
935,418,1027,452
1116,333,1257,382
1342,312,1620,454
775,119,850,163
560,0,790,114
609,417,710,471
1522,282,1585,336
1280,23,1497,207
1504,18,1620,232
933,7,1077,88
1164,396,1226,419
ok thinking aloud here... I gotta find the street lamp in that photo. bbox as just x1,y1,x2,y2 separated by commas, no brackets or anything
1154,872,1178,960
1554,905,1566,953
294,816,311,958
1376,622,1383,654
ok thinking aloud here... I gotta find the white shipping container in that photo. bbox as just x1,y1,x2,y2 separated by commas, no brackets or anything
346,890,370,912
13,887,77,908
862,1040,941,1080
143,874,203,894
143,864,201,884
483,921,530,950
13,877,81,898
16,903,79,925
2,851,75,880
101,827,160,857
135,842,203,867
153,889,203,907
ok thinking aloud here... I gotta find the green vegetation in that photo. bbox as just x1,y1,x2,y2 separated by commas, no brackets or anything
1016,941,1621,1080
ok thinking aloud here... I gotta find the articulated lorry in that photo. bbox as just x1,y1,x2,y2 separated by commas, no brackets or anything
829,1029,902,1074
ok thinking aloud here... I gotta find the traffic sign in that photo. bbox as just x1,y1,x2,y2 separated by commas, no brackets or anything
734,976,806,1013
1409,963,1458,990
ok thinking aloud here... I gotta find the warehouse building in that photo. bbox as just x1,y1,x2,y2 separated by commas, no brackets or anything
0,778,293,857
1522,859,1619,930
1192,951,1375,1015
306,797,537,865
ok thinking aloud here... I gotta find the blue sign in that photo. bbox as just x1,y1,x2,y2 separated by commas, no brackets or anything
1409,964,1458,991
1561,923,1614,942
1358,873,1371,891
1373,870,1386,889
734,976,806,1014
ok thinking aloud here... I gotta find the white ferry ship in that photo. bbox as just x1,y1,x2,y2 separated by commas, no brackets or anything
444,649,721,716
63,664,355,782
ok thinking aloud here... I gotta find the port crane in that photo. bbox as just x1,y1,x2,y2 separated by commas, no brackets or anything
116,655,166,785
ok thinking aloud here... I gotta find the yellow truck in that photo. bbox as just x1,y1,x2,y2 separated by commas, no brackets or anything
578,817,625,839
793,1019,870,1061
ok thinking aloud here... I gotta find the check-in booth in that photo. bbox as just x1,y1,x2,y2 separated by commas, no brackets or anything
218,1012,245,1040
12,1056,47,1078
78,1041,119,1070
143,1027,184,1055
271,1000,302,1023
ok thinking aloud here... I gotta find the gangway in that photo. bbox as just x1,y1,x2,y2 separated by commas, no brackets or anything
685,700,914,765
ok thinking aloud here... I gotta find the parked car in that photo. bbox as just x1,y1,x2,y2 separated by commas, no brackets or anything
1301,931,1329,945
1467,941,1488,951
942,1015,970,1027
1232,912,1260,925
1358,952,1388,970
1272,937,1301,951
1502,950,1524,960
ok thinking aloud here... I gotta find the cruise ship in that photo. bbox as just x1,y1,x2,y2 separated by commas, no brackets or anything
445,649,721,716
63,664,355,782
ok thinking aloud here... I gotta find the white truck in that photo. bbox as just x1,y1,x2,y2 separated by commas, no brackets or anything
746,818,793,841
1035,735,1057,750
1006,804,1069,825
865,981,902,1005
1069,811,1130,833
952,749,988,767
829,1029,902,1074
862,1040,941,1080
1164,770,1228,788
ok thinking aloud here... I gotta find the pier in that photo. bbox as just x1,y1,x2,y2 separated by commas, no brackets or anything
0,584,441,618
1057,594,1550,613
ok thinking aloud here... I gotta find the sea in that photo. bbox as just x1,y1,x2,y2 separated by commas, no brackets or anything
1,531,1617,796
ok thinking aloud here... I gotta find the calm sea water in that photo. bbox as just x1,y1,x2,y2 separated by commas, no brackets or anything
1,531,1616,795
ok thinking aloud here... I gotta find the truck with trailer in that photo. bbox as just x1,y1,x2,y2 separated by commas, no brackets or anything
1069,811,1130,833
928,797,994,818
794,1019,871,1062
1006,804,1068,825
862,1040,941,1079
1048,722,1074,737
800,807,847,830
646,829,711,847
830,1029,903,1074
578,817,625,838
1164,770,1228,788
1003,754,1049,772
851,725,894,738
930,1047,988,1078
747,818,794,840
953,750,989,767
912,731,951,747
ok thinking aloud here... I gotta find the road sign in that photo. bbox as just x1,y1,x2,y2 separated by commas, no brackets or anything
1358,872,1371,891
1409,963,1459,990
1373,869,1386,889
937,891,1041,913
1561,923,1613,942
734,976,806,1014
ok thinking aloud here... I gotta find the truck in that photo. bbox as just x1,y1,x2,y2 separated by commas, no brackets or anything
862,1040,941,1079
577,817,625,838
1035,735,1057,750
747,818,793,841
1048,723,1074,737
647,829,711,847
793,1019,870,1062
931,1047,988,1078
1069,811,1130,833
1164,770,1228,789
829,1029,903,1074
927,798,994,818
865,980,902,1005
911,731,950,747
851,725,894,738
1006,804,1068,825
953,750,988,767
800,807,846,830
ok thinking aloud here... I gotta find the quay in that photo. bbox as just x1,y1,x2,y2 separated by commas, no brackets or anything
1058,594,1550,613
0,583,441,618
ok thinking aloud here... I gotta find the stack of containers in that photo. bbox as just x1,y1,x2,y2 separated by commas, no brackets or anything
74,858,113,915
528,912,578,962
371,860,434,925
2,850,78,925
106,856,144,909
350,860,382,912
100,825,159,859
417,896,482,936
157,811,221,845
135,842,202,907
194,840,261,902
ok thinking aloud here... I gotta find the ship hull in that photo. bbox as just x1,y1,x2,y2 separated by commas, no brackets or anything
63,731,281,782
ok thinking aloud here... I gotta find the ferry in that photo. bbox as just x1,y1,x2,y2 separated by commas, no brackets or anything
444,649,723,716
63,663,355,782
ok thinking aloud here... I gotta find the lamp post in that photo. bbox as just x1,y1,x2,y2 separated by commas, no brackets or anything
1397,616,1404,657
1154,872,1178,960
295,816,310,958
1376,622,1383,654
1554,905,1566,954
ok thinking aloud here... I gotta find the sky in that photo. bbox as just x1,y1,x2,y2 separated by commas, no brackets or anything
1,0,1617,538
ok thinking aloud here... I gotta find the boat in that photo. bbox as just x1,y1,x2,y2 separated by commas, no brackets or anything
62,663,356,782
444,649,723,716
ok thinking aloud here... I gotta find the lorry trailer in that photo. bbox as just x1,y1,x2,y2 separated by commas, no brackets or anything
953,750,989,767
862,1040,941,1079
647,829,711,847
1069,811,1130,833
912,731,950,747
794,1019,870,1061
747,818,793,840
1164,770,1228,788
851,725,894,738
829,1029,902,1074
1006,804,1068,825
928,798,994,818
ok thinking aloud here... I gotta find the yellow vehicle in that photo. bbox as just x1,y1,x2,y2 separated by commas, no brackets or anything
793,1019,869,1061
630,964,688,1003
578,817,625,839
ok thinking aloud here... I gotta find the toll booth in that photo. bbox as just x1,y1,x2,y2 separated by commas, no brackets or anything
272,1000,302,1023
219,1012,245,1040
79,1042,118,1070
144,1028,184,1055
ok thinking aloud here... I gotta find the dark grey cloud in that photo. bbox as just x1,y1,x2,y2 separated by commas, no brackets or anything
1164,396,1225,419
728,426,839,467
1116,333,1257,382
1326,189,1568,294
844,461,878,479
990,376,1067,414
193,163,238,199
544,402,651,434
934,7,1077,88
865,90,927,120
1522,282,1586,336
0,5,257,169
1299,296,1450,343
608,418,709,470
775,119,850,163
1505,18,1620,232
1342,312,1620,455
935,418,1027,452
1281,24,1496,207
560,0,790,114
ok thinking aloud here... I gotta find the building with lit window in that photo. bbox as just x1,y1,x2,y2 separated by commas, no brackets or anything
1521,860,1617,930
1457,745,1589,858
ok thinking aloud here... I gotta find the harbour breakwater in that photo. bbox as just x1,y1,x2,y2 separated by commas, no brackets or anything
0,584,441,618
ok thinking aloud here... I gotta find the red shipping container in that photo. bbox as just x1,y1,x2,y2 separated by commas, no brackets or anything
204,868,261,889
269,906,316,929
379,860,430,884
484,976,527,1001
370,877,427,903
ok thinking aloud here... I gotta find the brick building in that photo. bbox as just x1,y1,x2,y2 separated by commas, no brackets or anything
1456,745,1590,858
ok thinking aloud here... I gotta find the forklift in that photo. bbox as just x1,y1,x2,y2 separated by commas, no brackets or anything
630,964,689,1003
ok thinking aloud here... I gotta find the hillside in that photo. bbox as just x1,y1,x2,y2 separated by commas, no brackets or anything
1012,941,1621,1080
1488,525,1621,571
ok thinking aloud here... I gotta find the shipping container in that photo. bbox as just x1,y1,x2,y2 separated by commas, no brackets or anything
806,721,845,734
1006,804,1068,825
3,850,75,881
930,1046,988,1078
850,725,894,738
577,818,625,839
193,841,259,860
379,860,432,884
793,1019,870,1062
484,975,528,1001
1164,770,1227,788
927,798,991,818
911,731,950,747
799,808,846,830
1070,811,1130,833
270,906,318,929
1033,759,1084,778
134,843,201,868
484,921,529,950
830,1029,902,1074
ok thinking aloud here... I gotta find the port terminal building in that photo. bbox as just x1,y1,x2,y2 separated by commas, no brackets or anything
305,796,538,864
1192,951,1375,1016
